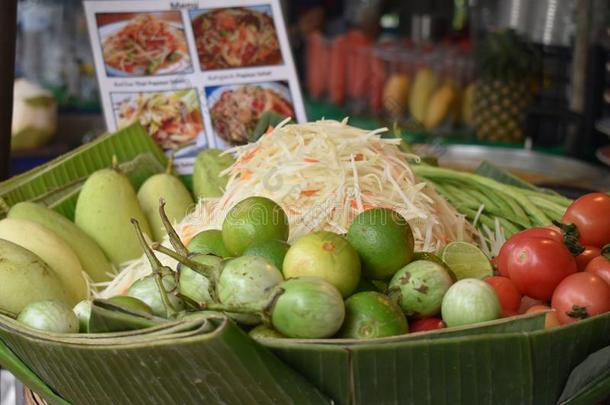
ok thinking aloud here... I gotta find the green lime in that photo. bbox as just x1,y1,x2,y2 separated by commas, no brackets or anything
243,239,290,272
283,231,361,297
347,208,414,280
440,242,493,281
338,291,408,339
222,197,289,256
187,229,231,257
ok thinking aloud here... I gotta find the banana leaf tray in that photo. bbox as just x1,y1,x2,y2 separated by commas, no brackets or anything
1,124,610,404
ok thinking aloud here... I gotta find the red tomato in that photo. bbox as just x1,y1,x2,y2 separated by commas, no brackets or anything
525,304,560,328
485,276,521,315
575,246,601,271
562,193,610,247
409,317,445,333
518,295,544,314
507,238,577,300
551,272,610,325
496,227,562,277
585,255,610,285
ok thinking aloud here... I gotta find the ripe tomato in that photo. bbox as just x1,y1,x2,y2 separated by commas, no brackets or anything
562,193,610,247
575,246,601,271
525,304,560,328
585,255,610,285
518,295,543,314
507,238,577,300
551,272,610,325
485,276,521,315
409,317,445,333
496,227,562,277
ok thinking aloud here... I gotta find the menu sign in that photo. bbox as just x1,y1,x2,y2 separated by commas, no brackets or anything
83,0,306,173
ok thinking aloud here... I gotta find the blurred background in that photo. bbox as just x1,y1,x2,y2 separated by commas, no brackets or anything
9,0,610,188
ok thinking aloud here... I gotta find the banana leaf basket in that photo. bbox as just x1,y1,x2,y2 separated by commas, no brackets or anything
1,124,610,405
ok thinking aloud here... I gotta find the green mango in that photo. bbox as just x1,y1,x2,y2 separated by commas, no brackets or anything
193,149,235,199
0,239,70,314
8,202,115,282
137,172,194,241
75,167,152,266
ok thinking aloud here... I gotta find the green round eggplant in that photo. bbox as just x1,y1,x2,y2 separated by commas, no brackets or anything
270,277,345,339
127,274,184,318
18,300,79,333
388,260,454,318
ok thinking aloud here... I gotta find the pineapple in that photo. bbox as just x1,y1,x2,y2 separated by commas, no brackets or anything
473,30,540,142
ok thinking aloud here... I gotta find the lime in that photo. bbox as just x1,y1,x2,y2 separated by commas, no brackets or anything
440,242,493,280
283,231,361,297
338,291,408,339
347,208,414,280
243,239,290,272
222,197,289,256
187,229,231,257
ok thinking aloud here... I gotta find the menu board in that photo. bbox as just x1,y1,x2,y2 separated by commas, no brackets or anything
83,0,306,173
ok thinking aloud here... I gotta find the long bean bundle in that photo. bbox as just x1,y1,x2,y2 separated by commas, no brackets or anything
412,165,572,237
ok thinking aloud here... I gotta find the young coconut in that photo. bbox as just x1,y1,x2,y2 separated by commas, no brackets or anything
18,300,79,333
126,219,184,318
338,291,408,339
388,260,454,318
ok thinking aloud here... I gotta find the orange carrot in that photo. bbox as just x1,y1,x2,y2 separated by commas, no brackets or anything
303,158,319,163
301,189,319,196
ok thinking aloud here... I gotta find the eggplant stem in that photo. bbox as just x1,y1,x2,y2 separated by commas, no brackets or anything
203,302,262,315
153,243,214,278
158,198,189,256
131,218,177,318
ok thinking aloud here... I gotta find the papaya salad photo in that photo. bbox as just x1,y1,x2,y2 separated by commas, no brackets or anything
207,82,295,146
190,6,283,70
97,12,192,76
112,89,204,150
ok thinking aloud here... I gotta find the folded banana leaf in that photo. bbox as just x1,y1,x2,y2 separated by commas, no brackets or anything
0,123,166,220
0,314,329,405
2,311,610,404
18,152,166,221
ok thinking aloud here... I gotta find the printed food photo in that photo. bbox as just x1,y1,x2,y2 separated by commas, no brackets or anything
190,6,283,70
206,81,295,146
97,12,192,77
112,89,204,150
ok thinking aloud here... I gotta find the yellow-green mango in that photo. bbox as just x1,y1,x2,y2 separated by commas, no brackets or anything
0,239,71,314
8,201,115,282
137,173,194,241
75,168,152,266
0,218,88,305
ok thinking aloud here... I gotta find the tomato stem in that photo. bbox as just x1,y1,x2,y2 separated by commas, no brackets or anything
552,220,585,256
602,244,610,261
567,304,589,320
